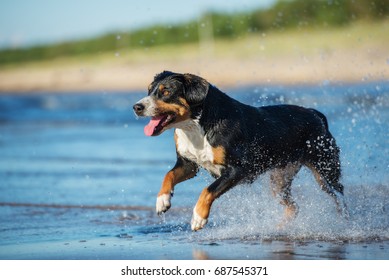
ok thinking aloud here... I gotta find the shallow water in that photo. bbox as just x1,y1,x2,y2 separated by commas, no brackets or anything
0,81,388,259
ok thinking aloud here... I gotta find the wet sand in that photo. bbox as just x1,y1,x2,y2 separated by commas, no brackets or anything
1,203,388,260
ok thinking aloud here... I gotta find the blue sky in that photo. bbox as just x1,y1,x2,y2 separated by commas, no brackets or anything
0,0,275,49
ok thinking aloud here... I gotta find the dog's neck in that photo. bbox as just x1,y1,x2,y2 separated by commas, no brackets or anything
174,118,205,147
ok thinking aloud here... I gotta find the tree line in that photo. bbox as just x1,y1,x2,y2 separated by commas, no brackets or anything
1,0,388,65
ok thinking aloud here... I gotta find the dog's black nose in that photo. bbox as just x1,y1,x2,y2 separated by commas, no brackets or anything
133,103,145,114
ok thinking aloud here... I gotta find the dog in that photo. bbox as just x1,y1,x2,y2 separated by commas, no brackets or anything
133,71,348,231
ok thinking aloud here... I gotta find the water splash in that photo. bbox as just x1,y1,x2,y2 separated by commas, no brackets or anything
192,174,389,243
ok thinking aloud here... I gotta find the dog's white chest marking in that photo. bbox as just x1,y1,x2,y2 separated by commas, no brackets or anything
175,120,224,177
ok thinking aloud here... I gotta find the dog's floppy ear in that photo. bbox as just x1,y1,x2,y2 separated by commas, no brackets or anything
182,73,209,106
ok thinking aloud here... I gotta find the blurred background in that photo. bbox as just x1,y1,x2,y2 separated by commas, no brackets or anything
0,0,388,91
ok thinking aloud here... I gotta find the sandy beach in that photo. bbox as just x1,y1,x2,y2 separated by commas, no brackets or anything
1,22,388,93
0,49,388,93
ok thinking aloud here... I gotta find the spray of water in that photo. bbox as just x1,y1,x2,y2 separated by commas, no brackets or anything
190,171,389,243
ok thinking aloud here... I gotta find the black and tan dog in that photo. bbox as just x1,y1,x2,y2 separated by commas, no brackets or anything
133,71,348,231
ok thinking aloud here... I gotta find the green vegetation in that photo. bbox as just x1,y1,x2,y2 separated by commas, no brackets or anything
1,0,388,66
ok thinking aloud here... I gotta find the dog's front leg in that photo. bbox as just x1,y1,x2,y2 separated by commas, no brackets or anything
156,156,198,215
191,166,244,231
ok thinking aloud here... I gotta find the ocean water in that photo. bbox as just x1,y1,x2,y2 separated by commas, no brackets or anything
0,81,388,260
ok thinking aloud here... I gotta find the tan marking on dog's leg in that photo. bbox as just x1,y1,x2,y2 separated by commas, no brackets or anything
191,188,215,231
270,169,285,198
158,170,175,196
276,202,299,230
212,146,226,165
270,163,301,229
284,203,298,220
270,163,300,197
156,165,195,215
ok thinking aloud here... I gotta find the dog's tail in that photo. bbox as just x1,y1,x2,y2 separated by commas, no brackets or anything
310,109,329,131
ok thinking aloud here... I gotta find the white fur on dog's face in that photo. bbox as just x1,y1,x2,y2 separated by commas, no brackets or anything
134,96,157,117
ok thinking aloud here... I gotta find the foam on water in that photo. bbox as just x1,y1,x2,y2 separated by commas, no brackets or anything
190,173,389,243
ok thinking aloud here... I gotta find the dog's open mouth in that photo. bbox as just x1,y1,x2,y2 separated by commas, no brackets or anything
144,113,176,136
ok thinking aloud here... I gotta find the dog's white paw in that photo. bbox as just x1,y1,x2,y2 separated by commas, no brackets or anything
156,193,171,215
191,208,208,231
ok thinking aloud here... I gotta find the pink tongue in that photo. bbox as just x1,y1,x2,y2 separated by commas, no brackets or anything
144,116,164,136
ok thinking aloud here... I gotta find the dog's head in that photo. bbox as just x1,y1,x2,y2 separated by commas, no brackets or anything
133,71,209,136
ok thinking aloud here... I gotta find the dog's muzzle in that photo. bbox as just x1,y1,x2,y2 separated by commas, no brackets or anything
133,103,145,116
133,96,156,117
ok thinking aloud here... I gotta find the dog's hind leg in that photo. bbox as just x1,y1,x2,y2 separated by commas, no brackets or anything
270,162,302,222
305,135,349,218
307,163,349,218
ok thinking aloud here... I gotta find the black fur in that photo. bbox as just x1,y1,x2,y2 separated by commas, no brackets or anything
199,83,344,195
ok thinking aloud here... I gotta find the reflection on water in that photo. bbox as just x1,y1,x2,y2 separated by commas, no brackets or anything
0,81,388,259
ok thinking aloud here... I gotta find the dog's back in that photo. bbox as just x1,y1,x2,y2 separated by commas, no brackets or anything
200,87,336,174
